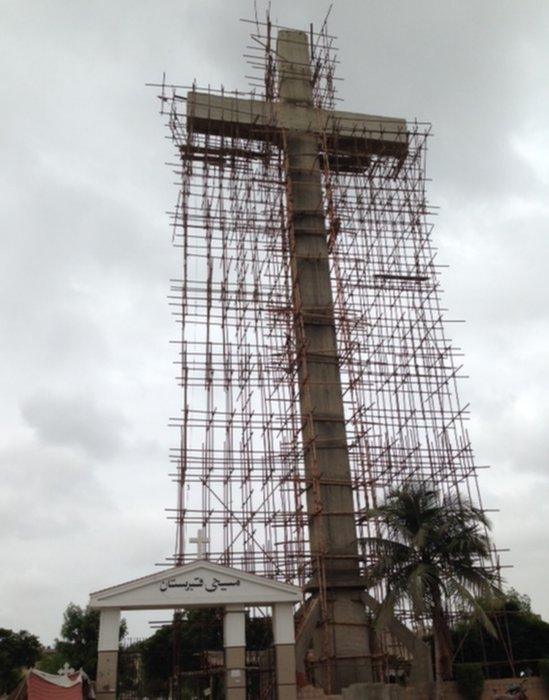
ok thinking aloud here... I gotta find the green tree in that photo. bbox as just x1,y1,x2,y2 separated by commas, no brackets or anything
141,609,224,694
54,604,127,677
0,628,42,694
139,609,272,695
454,589,549,670
362,482,498,681
36,649,67,674
454,662,484,700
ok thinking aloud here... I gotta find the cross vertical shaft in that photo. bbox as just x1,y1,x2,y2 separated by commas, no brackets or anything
182,24,409,693
277,30,372,691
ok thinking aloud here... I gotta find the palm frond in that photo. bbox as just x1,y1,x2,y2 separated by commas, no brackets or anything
360,537,413,557
448,578,499,638
361,481,497,642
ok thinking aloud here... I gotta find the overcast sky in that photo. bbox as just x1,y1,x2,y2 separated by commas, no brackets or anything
1,0,548,645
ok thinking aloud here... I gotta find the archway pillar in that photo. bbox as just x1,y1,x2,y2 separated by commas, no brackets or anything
224,604,246,700
96,608,120,700
273,602,297,700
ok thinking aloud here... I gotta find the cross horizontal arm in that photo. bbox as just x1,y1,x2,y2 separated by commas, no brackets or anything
321,107,408,160
187,91,408,163
186,91,277,141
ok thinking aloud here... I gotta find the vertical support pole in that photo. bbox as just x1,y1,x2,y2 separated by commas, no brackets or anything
96,608,120,700
224,605,246,700
276,29,372,693
273,603,297,700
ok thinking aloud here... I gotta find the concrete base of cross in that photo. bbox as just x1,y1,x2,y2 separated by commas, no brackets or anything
341,683,408,700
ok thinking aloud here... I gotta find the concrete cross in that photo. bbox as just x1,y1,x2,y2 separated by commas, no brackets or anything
190,527,210,558
185,28,409,691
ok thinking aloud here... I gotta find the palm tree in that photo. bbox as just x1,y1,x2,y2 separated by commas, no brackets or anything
361,482,499,682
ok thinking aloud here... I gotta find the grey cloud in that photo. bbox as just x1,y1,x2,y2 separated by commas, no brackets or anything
0,442,111,541
335,1,549,201
482,471,549,606
21,393,127,460
0,437,169,642
438,207,549,327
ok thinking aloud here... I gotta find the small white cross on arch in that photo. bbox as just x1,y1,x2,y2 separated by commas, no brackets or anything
57,662,75,676
190,528,210,558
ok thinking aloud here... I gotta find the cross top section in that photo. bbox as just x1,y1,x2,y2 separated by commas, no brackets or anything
186,29,408,171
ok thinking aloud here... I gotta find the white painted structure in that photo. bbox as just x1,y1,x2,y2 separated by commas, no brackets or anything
89,560,302,700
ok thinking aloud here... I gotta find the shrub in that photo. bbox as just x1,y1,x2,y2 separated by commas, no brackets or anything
539,658,549,691
455,662,484,700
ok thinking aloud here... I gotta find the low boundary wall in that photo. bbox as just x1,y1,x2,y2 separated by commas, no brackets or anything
298,677,548,699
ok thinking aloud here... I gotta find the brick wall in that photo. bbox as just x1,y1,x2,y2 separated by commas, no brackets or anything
298,684,342,699
442,676,547,699
299,677,548,699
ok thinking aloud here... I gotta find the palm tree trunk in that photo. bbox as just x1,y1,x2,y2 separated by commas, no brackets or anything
434,631,442,699
431,589,453,681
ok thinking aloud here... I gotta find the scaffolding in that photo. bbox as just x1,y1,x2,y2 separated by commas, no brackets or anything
152,13,500,685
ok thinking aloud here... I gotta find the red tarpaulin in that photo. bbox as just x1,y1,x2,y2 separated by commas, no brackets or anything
19,670,83,700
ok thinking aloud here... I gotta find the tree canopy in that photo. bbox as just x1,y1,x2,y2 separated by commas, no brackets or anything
454,589,549,673
0,628,42,694
137,609,272,696
53,603,127,677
